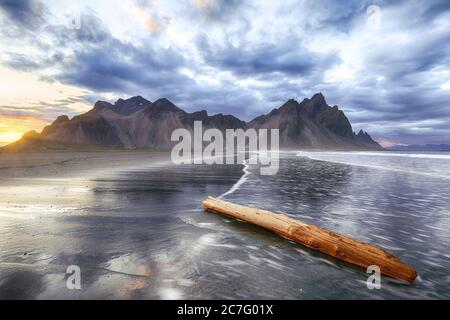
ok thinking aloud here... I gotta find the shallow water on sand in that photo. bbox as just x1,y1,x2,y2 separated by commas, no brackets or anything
0,151,449,299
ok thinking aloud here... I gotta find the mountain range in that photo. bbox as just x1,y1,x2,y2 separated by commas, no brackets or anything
1,93,382,152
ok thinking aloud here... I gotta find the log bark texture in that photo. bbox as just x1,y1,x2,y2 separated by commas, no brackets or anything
203,196,417,283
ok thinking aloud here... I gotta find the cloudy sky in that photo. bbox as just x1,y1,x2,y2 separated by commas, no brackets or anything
0,0,449,146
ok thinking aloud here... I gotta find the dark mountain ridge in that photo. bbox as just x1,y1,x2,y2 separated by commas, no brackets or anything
1,93,382,152
248,93,380,149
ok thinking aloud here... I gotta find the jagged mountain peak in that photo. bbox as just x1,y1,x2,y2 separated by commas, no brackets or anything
311,92,326,102
304,92,329,115
256,93,330,120
111,96,152,115
93,96,152,116
1,93,383,151
275,99,300,115
282,98,299,106
52,115,70,125
249,93,382,149
154,97,173,104
149,98,183,113
153,98,176,107
93,100,113,111
355,129,382,149
115,95,151,107
357,129,367,136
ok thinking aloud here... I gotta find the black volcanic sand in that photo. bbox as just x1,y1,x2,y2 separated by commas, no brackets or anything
0,151,449,299
0,151,171,178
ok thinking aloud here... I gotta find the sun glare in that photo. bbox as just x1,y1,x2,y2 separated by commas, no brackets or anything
0,114,49,145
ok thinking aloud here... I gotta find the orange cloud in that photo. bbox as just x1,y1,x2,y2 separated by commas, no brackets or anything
143,17,159,32
194,0,215,9
128,6,162,33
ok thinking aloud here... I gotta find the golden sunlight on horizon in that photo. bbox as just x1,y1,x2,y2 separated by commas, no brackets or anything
0,66,92,145
0,114,49,146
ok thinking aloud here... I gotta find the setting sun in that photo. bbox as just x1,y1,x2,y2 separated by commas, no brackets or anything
0,114,49,146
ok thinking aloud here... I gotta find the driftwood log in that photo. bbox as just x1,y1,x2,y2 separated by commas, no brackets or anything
203,196,417,283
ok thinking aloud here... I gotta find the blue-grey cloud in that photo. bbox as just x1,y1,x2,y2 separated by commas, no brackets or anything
1,0,450,144
197,34,339,76
0,0,45,28
194,0,244,21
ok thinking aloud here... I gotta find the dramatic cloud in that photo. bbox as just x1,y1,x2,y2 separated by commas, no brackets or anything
0,0,45,28
197,35,339,76
0,0,449,144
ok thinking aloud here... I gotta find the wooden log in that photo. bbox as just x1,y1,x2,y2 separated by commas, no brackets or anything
203,196,417,283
